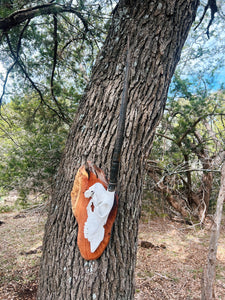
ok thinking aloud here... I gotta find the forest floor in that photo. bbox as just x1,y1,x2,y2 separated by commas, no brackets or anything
0,201,225,299
135,217,225,300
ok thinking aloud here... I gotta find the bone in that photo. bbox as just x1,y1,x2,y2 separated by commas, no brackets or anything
84,183,115,253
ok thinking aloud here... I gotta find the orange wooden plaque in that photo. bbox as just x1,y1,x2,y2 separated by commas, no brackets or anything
71,161,118,260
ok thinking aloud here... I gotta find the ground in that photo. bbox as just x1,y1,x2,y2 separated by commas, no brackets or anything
0,208,45,300
135,219,225,299
0,205,225,299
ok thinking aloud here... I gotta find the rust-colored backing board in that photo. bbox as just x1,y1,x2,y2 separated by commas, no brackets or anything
71,161,118,260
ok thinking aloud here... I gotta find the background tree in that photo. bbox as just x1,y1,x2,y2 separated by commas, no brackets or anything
146,75,225,222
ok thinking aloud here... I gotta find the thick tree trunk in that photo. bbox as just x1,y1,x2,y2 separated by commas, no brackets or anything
37,0,199,299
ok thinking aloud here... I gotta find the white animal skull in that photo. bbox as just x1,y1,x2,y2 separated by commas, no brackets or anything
84,182,115,253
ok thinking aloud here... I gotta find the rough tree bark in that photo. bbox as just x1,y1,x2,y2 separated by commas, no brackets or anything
37,0,199,299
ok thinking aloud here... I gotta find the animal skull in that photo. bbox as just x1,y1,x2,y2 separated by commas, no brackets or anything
84,182,115,253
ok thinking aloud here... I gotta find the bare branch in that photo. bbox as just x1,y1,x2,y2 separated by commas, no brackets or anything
166,168,221,175
146,161,221,177
156,132,176,143
194,0,218,38
16,19,30,56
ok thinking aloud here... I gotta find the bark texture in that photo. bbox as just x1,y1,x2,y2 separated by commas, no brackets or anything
38,1,199,299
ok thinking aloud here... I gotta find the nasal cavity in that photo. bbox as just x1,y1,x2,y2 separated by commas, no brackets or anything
91,202,95,212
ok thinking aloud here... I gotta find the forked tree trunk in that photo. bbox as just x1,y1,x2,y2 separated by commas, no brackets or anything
37,1,199,299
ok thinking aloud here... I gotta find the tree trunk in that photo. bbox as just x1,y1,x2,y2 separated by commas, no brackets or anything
37,0,199,299
201,162,225,300
191,135,214,221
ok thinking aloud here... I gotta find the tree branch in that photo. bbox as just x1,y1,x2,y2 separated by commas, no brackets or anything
177,115,205,146
0,125,23,149
5,32,68,123
50,14,71,124
50,13,58,104
0,2,89,32
194,0,218,38
0,20,30,107
0,61,16,107
177,113,225,146
146,163,221,177
156,132,176,143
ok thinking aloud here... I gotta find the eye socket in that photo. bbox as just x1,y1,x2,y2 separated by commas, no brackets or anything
91,202,95,212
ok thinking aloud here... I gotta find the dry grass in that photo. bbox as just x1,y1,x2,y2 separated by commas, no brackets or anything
0,208,225,299
135,218,225,300
0,210,46,299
